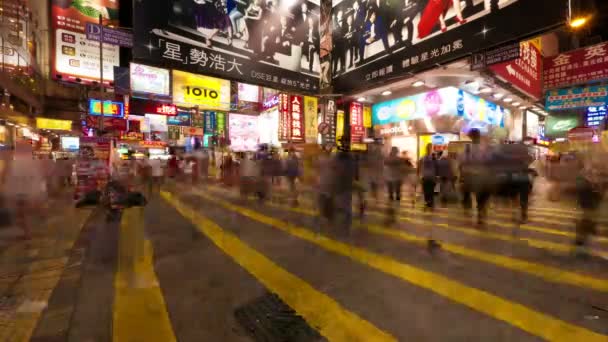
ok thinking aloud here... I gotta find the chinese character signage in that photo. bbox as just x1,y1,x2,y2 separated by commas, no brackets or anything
204,111,216,134
88,100,124,118
168,125,181,140
546,86,608,111
304,96,318,143
279,93,291,141
363,106,372,128
216,112,226,137
133,0,319,93
51,0,120,84
322,100,337,145
349,102,364,144
130,63,171,96
172,70,230,110
330,0,567,92
544,42,608,89
290,95,304,142
129,99,177,116
191,111,204,128
489,39,542,99
586,106,607,129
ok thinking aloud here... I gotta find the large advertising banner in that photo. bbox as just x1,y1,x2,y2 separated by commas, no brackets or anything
51,0,120,84
372,87,506,129
133,0,320,93
545,86,608,111
228,114,259,151
330,0,567,92
172,70,231,110
130,63,171,96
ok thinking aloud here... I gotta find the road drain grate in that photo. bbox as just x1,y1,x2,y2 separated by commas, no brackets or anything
234,292,324,342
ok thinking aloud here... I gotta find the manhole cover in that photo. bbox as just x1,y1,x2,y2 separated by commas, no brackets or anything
234,292,324,342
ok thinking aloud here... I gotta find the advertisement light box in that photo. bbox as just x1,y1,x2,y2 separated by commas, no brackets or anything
89,99,125,117
130,63,171,96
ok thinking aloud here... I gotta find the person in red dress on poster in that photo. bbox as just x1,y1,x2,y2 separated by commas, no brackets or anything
417,0,467,39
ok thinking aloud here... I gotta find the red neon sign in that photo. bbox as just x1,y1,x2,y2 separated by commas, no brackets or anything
155,104,177,116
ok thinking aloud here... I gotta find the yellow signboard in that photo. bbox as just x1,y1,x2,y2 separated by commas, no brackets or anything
172,70,230,110
336,110,344,145
304,96,318,143
36,118,72,131
363,106,372,128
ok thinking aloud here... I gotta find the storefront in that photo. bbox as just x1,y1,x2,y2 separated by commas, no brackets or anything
371,87,508,159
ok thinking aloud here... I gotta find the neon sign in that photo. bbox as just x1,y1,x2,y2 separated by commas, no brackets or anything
155,104,177,116
88,99,125,118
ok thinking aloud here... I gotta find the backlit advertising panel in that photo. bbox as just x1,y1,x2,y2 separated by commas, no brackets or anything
258,110,280,146
372,87,505,129
133,0,319,93
130,63,171,96
88,99,124,117
330,0,567,92
51,0,120,84
228,114,258,152
172,70,230,110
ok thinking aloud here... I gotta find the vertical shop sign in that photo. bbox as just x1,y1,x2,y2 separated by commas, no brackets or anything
168,125,181,140
349,102,365,144
279,93,291,141
191,110,204,128
363,106,372,128
336,110,345,146
489,39,542,99
304,97,318,143
322,99,337,145
204,111,216,134
216,112,226,137
290,95,304,142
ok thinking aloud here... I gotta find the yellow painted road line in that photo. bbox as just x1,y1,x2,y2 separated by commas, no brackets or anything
161,191,397,342
187,189,608,341
207,189,608,292
113,208,177,342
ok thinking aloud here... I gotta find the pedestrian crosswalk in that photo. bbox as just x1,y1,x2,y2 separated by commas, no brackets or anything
117,184,608,341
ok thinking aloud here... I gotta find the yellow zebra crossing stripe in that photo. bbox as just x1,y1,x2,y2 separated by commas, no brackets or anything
187,189,607,341
161,191,397,342
113,208,177,342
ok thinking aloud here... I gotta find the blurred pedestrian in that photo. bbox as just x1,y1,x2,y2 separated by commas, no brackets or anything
285,148,301,205
437,151,455,204
384,146,404,202
419,144,437,209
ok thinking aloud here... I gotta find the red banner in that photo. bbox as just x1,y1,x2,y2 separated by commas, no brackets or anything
278,93,291,141
489,40,542,99
349,102,365,143
544,42,608,89
86,116,127,131
290,95,304,142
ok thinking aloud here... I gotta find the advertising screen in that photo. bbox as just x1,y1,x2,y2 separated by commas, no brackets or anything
61,136,80,150
228,114,259,152
172,70,231,110
330,0,567,92
526,111,540,138
258,110,280,147
145,114,168,132
545,114,580,138
133,0,319,93
167,112,192,126
89,99,125,117
51,0,120,84
372,87,505,128
238,83,260,103
130,63,171,96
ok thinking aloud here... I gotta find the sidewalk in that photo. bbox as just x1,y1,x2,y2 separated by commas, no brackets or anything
0,195,92,342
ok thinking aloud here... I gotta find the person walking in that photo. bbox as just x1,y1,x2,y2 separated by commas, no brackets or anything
419,144,438,210
437,151,455,204
384,146,404,202
285,149,301,205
